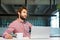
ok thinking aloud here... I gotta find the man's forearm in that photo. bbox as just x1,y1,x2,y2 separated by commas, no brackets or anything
2,32,13,39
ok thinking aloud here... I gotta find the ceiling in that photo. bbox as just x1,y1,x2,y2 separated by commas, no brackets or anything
0,0,59,16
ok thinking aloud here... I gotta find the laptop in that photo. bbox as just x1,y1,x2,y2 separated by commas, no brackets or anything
31,26,50,38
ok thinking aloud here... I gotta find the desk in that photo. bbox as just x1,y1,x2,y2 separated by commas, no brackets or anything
0,37,50,40
0,37,29,40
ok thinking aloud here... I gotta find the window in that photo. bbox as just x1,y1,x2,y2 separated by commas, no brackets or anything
51,11,59,28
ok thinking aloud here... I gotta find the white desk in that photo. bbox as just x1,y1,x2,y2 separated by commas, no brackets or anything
0,37,60,40
0,37,29,40
0,37,50,40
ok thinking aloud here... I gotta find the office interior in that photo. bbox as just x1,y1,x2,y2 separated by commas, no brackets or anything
0,0,60,40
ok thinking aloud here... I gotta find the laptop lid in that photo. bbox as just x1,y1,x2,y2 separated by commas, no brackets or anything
31,26,50,38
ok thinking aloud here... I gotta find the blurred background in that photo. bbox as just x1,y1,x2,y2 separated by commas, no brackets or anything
0,0,60,37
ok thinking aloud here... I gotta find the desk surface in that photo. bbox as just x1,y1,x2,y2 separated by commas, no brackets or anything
0,37,60,40
0,37,50,40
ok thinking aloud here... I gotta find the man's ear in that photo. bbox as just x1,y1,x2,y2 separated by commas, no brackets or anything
18,12,20,15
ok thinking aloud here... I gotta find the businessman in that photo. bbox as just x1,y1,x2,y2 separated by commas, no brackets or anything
3,6,32,39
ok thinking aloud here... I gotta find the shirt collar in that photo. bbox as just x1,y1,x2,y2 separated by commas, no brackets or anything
17,18,26,23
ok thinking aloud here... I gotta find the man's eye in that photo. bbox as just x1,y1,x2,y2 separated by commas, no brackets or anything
23,12,26,13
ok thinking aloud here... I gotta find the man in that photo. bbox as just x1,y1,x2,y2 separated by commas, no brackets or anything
2,6,32,39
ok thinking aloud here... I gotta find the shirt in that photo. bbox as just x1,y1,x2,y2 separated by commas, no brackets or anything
3,19,32,38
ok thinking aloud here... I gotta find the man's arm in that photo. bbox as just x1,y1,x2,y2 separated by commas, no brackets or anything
29,23,32,33
2,23,15,39
3,32,13,39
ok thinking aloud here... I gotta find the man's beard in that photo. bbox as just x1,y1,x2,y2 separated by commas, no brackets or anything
20,15,27,21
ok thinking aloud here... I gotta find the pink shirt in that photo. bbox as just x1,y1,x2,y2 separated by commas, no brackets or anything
3,19,32,38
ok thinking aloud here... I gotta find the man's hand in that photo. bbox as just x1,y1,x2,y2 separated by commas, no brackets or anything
5,33,13,39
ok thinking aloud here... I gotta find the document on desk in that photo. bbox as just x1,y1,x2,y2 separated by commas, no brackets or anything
15,33,23,40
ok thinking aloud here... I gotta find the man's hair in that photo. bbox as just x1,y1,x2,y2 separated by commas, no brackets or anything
17,6,27,18
17,6,27,13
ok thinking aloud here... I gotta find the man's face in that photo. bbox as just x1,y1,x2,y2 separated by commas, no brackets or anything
19,9,28,20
